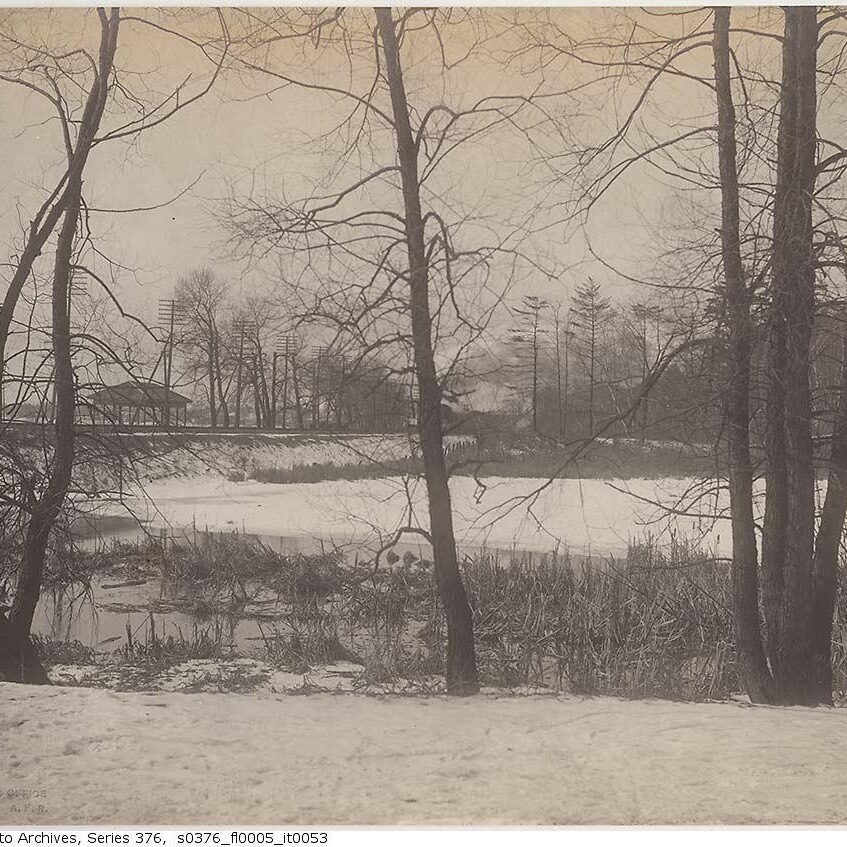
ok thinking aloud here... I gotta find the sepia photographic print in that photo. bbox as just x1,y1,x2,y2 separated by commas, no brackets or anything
1,1,846,830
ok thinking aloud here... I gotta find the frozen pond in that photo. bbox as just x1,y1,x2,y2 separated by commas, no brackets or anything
45,474,730,651
79,474,731,559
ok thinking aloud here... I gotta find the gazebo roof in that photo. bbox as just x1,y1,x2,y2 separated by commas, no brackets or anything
90,381,191,408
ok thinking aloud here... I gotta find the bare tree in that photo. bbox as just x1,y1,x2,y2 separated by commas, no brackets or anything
175,268,233,428
570,279,614,436
761,6,820,704
374,7,478,692
219,5,565,691
712,5,772,702
0,8,227,681
509,295,549,436
551,303,573,441
0,9,120,682
512,5,847,704
712,5,844,704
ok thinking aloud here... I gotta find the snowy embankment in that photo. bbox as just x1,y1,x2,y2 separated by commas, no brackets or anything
2,682,846,825
121,431,474,483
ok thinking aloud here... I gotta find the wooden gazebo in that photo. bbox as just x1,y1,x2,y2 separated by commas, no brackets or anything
88,380,191,427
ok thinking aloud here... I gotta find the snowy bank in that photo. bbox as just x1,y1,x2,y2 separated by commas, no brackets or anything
2,683,846,825
114,432,473,483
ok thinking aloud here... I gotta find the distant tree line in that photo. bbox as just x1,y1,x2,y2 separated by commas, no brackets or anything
489,281,717,446
170,268,416,432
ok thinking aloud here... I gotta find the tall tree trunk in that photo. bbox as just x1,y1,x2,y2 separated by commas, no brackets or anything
531,322,539,435
811,309,847,703
291,356,304,429
311,355,320,429
555,311,563,439
251,357,262,428
563,323,570,439
640,314,649,443
5,182,84,685
765,6,819,705
212,333,229,428
335,360,345,428
258,346,272,428
234,329,244,428
713,5,773,702
588,322,596,435
376,6,478,694
10,179,81,643
207,345,217,428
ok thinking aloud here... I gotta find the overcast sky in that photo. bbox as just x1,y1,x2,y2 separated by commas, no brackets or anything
0,6,802,337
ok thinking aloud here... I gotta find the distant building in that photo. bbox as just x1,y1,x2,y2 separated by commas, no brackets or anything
86,381,191,428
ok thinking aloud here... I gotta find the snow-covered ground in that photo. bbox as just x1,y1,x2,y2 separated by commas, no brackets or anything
119,432,474,483
2,682,845,825
106,474,729,557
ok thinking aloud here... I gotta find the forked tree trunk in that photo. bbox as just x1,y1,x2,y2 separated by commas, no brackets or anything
0,8,119,684
712,6,773,702
375,6,478,694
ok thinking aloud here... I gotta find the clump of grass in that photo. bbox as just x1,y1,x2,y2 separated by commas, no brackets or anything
259,613,357,673
145,532,347,615
32,635,97,666
464,540,735,700
122,615,234,666
252,459,423,484
353,638,445,690
455,438,716,480
250,439,717,483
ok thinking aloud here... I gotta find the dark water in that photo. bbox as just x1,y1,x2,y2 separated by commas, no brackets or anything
42,513,585,656
35,576,281,654
42,516,329,652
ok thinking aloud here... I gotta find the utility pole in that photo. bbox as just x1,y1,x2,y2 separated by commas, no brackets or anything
274,335,294,430
311,345,327,430
232,319,256,429
157,298,187,425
